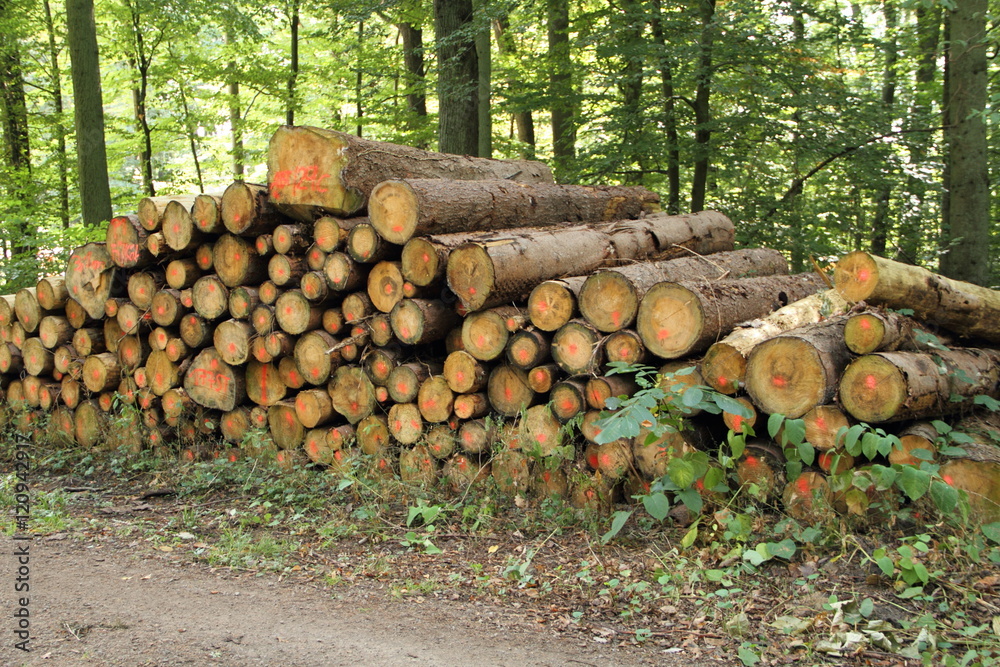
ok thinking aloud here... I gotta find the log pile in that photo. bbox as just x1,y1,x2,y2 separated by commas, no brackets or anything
2,126,999,522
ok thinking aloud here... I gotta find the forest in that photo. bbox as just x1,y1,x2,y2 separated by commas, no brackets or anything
0,0,995,290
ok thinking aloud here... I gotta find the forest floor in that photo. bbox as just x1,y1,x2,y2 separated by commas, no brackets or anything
2,445,1000,667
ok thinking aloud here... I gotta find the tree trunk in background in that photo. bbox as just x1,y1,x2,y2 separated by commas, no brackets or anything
175,78,205,193
225,28,244,180
0,0,31,264
435,0,478,155
356,21,364,137
940,0,989,285
43,0,70,228
127,1,155,196
869,0,898,257
286,0,299,126
896,4,940,265
649,0,680,214
474,0,492,158
618,0,645,184
399,19,428,146
690,0,716,212
547,0,574,181
493,17,535,159
787,0,805,272
65,0,113,227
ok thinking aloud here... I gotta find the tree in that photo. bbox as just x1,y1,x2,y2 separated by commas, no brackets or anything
547,0,574,180
65,0,112,227
940,0,990,284
434,0,479,155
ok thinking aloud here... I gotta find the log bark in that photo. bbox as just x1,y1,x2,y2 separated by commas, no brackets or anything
390,298,461,345
214,234,268,287
222,181,287,236
39,316,74,349
183,348,247,411
835,250,1000,343
106,214,154,268
138,195,198,232
700,289,850,394
744,315,853,419
64,243,120,320
348,222,398,263
267,125,554,219
578,248,788,333
638,272,828,360
370,178,657,245
840,348,1000,423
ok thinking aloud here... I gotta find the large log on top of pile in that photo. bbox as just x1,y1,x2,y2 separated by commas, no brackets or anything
369,178,659,245
267,125,554,220
834,251,1000,343
446,211,734,312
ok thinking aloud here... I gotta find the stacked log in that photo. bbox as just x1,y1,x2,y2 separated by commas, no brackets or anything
3,125,999,524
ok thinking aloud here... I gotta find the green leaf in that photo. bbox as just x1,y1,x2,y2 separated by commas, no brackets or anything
898,466,931,501
768,413,784,439
860,597,874,618
929,480,959,513
843,424,866,456
875,555,895,576
737,646,761,666
912,561,930,584
642,492,671,521
743,548,765,566
680,520,699,549
729,433,746,459
861,431,880,459
974,394,1000,411
767,538,797,560
981,522,1000,544
601,510,634,544
783,419,806,446
676,488,703,514
716,394,753,418
797,441,815,466
667,458,696,489
681,386,704,408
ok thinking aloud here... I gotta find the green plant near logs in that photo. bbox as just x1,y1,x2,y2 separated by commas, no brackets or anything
593,362,752,544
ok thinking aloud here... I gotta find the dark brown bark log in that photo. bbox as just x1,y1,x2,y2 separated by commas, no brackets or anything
370,178,657,245
267,125,553,219
637,273,828,360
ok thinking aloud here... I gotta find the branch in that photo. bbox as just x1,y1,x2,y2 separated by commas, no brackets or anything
761,126,946,222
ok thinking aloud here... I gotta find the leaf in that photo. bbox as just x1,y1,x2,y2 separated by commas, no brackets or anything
797,441,815,466
676,488,703,514
843,424,866,456
737,646,761,666
876,555,895,577
729,433,746,459
680,520,699,549
898,466,930,501
768,413,784,439
642,492,671,521
982,522,1000,544
930,480,959,513
767,539,797,560
974,394,1000,411
667,458,696,489
743,548,765,566
783,419,806,446
861,431,880,460
681,386,704,408
860,597,874,618
601,510,633,544
716,393,753,418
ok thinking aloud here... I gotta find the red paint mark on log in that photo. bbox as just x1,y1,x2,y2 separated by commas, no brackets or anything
796,477,810,494
772,376,787,388
865,374,877,390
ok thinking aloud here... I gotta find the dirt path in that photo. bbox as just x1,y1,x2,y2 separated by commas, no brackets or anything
4,535,732,666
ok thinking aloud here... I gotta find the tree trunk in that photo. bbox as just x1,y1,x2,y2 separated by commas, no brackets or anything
700,289,849,394
839,348,1000,423
835,251,1000,342
434,0,478,155
940,0,990,284
267,125,552,219
578,247,787,333
245,360,287,407
418,375,454,422
369,178,656,245
690,0,716,212
328,365,376,424
222,182,287,237
551,319,604,374
637,272,827,359
506,329,550,370
649,0,680,213
744,315,853,419
547,0,575,180
65,0,112,227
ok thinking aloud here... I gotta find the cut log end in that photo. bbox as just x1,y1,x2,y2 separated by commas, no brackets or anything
368,180,419,245
838,355,907,423
833,251,879,302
